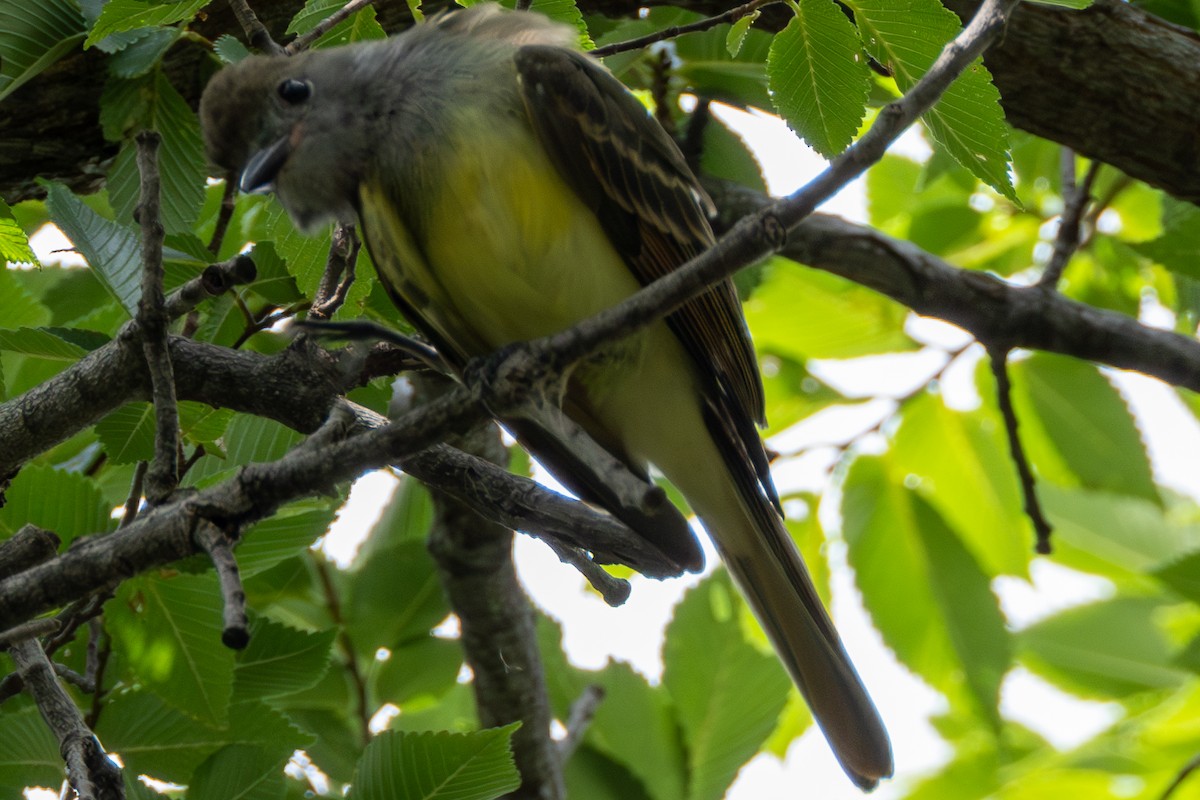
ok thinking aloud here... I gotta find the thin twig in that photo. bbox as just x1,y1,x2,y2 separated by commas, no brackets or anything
313,556,371,744
557,684,605,762
1038,153,1101,289
208,176,239,255
988,347,1053,554
226,0,284,54
122,461,148,527
135,131,180,504
164,254,258,319
0,617,59,646
194,523,250,649
286,0,375,54
543,539,631,607
591,0,777,58
544,0,1023,380
1159,753,1200,800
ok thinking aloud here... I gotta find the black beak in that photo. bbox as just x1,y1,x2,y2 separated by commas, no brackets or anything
240,135,292,194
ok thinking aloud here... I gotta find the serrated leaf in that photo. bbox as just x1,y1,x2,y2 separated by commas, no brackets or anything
105,72,207,234
0,703,62,787
744,260,914,359
528,0,592,47
1008,354,1159,503
1019,596,1189,699
1154,549,1200,604
286,0,347,34
1133,197,1200,279
214,33,252,64
189,745,288,800
0,0,86,101
0,326,88,360
85,0,208,48
96,690,312,782
237,508,336,577
247,241,303,305
372,636,462,706
43,181,141,315
232,618,336,702
726,11,758,57
850,0,1016,202
0,464,112,543
0,265,51,329
891,393,1029,577
96,401,156,463
583,662,687,800
843,454,1011,721
1041,486,1194,581
664,574,790,800
767,1,869,158
346,538,448,653
348,725,522,800
0,199,38,265
109,26,182,78
107,573,236,725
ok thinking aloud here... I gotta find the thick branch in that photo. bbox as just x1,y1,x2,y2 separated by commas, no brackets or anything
3,1,1198,206
422,382,565,800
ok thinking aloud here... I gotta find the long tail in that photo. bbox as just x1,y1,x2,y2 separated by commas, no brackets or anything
700,484,893,789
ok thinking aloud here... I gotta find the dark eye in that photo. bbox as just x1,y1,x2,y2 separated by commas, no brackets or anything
277,78,312,105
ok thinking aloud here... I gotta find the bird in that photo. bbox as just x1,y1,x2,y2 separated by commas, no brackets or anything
199,5,892,789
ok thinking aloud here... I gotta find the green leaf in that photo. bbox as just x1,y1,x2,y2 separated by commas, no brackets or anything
582,662,687,800
236,508,336,577
744,260,914,359
97,689,312,783
109,26,183,78
107,573,237,725
0,199,38,264
664,574,791,800
189,744,288,800
767,0,869,158
725,11,758,57
1041,486,1192,581
104,72,207,235
0,703,62,788
347,725,523,800
1154,550,1200,604
95,402,156,463
372,636,463,706
43,181,141,315
247,241,303,305
850,0,1016,202
891,392,1030,577
1007,354,1159,503
232,617,336,702
0,265,51,329
85,0,208,48
912,494,1011,724
0,464,112,543
1133,197,1200,279
1027,0,1093,7
0,0,86,101
345,538,448,653
214,33,252,64
843,454,1011,720
0,326,88,360
287,0,348,34
1019,596,1189,699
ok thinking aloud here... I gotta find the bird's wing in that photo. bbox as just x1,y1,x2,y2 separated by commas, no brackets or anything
358,178,700,576
514,45,778,510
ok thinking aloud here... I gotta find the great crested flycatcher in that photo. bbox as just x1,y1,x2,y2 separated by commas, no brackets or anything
200,5,892,788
